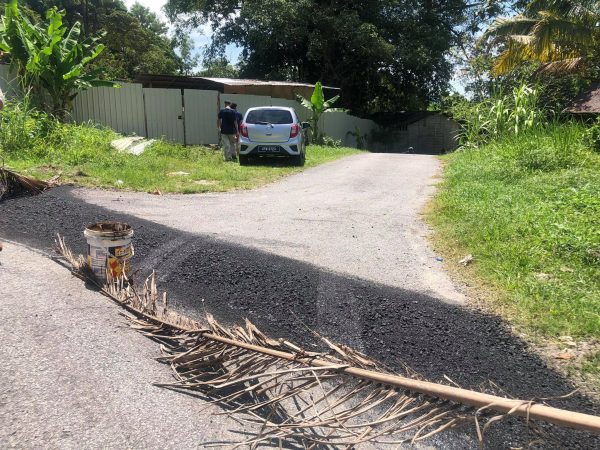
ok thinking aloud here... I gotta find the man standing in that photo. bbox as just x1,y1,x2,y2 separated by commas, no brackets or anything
230,102,243,158
217,101,238,161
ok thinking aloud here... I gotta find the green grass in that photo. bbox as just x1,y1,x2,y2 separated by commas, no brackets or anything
429,122,600,339
3,122,361,193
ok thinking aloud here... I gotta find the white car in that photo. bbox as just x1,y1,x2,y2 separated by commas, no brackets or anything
238,107,309,166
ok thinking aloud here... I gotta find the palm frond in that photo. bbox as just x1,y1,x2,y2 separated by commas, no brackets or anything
484,16,538,40
493,40,534,75
532,12,594,57
0,167,49,201
537,56,587,73
54,237,600,447
528,0,599,17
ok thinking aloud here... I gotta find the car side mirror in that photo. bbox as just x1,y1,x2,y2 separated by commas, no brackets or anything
301,122,311,129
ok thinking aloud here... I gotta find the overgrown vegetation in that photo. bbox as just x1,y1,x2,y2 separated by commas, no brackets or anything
0,97,360,193
432,0,600,386
448,84,543,146
431,72,600,400
18,0,196,79
431,121,600,339
0,0,115,117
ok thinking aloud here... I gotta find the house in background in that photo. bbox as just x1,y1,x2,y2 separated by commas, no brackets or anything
565,82,600,117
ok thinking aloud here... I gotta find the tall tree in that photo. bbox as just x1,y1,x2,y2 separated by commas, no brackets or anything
129,2,168,36
176,34,199,75
197,57,238,78
165,0,502,114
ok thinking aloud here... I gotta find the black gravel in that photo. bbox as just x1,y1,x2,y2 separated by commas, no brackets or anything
1,186,599,449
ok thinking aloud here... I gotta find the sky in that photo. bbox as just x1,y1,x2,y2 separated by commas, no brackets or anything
123,0,242,70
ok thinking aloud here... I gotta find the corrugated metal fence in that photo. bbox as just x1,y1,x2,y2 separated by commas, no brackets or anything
70,82,376,147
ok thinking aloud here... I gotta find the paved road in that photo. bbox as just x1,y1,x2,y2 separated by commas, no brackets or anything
1,153,598,448
0,242,245,449
76,153,464,305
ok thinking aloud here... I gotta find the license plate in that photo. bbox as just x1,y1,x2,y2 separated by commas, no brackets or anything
259,146,279,153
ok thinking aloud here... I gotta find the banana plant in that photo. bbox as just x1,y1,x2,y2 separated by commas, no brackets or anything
295,81,347,145
0,0,115,119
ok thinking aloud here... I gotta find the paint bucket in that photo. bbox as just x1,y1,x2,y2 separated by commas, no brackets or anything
84,221,134,280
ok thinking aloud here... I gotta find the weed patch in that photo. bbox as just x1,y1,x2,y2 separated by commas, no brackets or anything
429,123,600,339
2,120,360,193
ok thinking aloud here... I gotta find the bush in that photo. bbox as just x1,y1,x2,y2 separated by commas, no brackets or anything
511,123,591,172
0,94,56,156
0,96,121,166
583,117,600,153
447,83,543,147
322,136,342,148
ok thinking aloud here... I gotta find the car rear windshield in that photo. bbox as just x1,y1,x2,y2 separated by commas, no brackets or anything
246,109,293,125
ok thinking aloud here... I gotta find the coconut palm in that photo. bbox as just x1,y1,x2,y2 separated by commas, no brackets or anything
483,0,600,74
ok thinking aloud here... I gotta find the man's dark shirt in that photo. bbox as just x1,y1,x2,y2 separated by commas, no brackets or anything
218,108,238,134
234,110,243,126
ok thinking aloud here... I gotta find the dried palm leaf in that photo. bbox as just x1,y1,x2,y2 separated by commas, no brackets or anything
0,167,49,201
55,236,600,448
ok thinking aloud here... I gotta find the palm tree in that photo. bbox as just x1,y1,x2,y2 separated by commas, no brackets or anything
482,0,599,74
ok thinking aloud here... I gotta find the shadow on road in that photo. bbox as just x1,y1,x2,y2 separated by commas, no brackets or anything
1,186,597,449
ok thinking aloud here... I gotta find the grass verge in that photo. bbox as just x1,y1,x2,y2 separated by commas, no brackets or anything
2,122,361,193
427,122,600,387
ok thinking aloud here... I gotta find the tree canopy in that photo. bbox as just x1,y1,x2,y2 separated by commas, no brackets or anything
20,0,196,79
0,0,114,117
165,0,499,115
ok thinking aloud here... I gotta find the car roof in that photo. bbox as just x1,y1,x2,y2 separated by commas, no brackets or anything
245,106,295,113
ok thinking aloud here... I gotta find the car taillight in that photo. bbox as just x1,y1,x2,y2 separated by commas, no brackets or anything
240,123,248,138
290,124,299,138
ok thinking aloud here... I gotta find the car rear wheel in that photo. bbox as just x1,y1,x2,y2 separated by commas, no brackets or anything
292,153,305,166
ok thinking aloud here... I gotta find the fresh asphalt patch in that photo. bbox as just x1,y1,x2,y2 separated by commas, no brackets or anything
1,186,598,449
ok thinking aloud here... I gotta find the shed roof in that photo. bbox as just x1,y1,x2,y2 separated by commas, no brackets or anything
565,82,600,114
134,74,339,100
200,77,337,89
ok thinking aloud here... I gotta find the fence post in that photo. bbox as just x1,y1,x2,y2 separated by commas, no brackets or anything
142,89,149,138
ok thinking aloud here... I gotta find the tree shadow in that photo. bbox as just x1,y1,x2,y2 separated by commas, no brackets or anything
1,185,598,449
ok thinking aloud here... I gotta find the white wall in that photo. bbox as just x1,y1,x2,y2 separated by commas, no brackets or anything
321,112,375,148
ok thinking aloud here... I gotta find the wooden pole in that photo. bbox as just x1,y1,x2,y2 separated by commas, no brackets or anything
202,332,600,435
